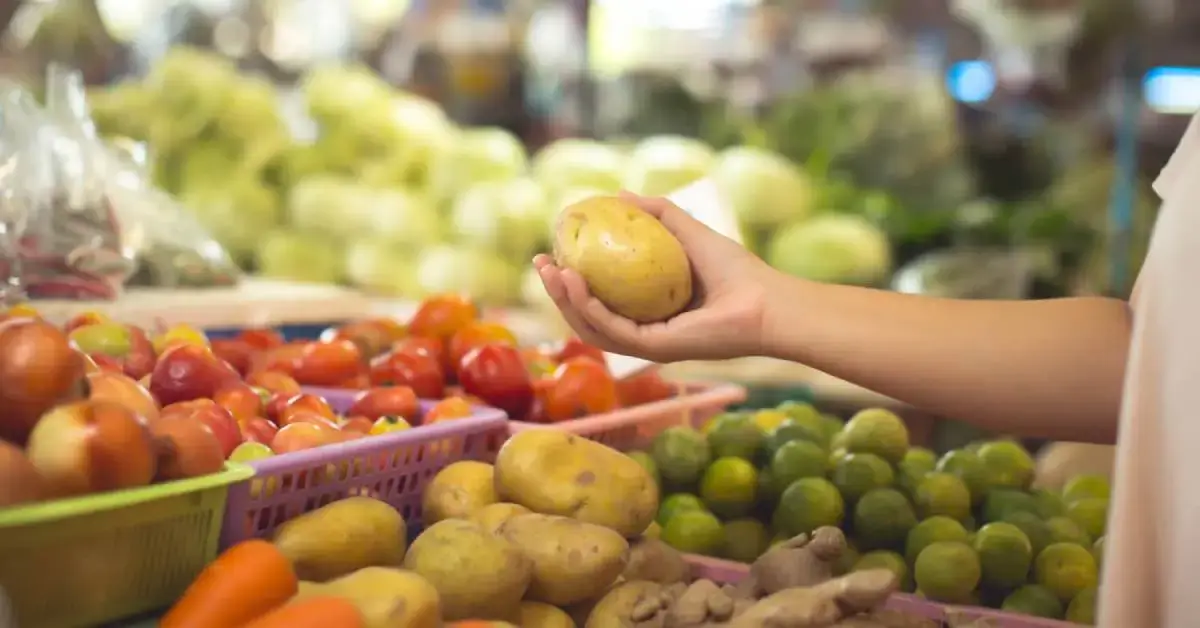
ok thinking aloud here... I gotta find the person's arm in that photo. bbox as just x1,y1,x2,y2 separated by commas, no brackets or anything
762,275,1132,444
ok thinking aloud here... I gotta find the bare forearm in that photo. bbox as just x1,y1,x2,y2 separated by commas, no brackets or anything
761,275,1132,443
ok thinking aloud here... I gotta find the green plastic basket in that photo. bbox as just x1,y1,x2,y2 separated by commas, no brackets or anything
0,463,254,628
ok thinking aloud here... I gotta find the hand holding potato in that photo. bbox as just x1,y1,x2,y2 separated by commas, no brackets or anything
537,193,776,363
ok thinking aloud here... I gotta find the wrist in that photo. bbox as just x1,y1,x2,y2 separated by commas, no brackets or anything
757,271,822,360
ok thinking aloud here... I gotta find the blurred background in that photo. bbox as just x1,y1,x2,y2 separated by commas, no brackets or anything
0,0,1194,311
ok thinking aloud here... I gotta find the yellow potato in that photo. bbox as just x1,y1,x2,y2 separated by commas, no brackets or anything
584,581,665,628
470,502,533,535
296,567,441,628
403,519,532,620
498,514,629,606
422,460,498,526
516,601,577,628
553,195,692,323
495,431,658,537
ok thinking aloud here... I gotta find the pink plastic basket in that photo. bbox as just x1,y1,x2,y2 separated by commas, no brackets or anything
218,399,507,549
506,382,746,451
683,554,1078,627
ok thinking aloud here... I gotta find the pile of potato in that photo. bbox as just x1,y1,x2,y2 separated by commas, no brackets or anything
274,430,941,628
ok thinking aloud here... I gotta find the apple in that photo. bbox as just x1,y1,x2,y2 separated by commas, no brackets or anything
0,441,48,507
271,422,340,454
213,382,263,423
149,344,240,406
245,370,302,395
152,323,209,355
86,370,161,423
161,400,243,458
228,441,275,463
149,418,224,481
0,318,88,444
69,322,156,379
241,418,279,445
25,400,157,496
369,416,412,436
340,416,374,435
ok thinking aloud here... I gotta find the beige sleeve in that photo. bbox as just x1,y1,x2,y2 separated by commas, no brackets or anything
1153,113,1200,200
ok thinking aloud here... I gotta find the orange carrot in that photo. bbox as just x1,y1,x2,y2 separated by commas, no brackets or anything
161,540,298,628
242,596,364,628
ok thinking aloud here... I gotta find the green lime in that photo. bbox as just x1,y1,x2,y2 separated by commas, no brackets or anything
1062,474,1111,504
1002,511,1053,557
651,427,712,489
819,413,845,443
1032,488,1067,518
854,488,918,551
1001,585,1064,619
765,419,826,458
1045,516,1092,547
1066,586,1097,624
912,472,972,521
1092,536,1104,568
1066,498,1109,540
913,541,981,604
750,409,789,433
982,489,1039,523
661,509,724,555
700,457,759,518
903,448,938,474
721,518,771,563
978,440,1036,490
626,450,660,485
828,447,849,472
772,477,845,537
905,516,969,566
841,408,910,464
961,515,978,533
769,439,828,494
756,465,777,506
778,402,830,445
706,413,765,461
936,449,990,505
831,453,895,504
974,522,1033,589
1034,543,1098,603
854,550,912,591
657,493,705,526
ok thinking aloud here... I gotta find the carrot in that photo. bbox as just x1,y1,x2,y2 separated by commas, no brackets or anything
161,540,298,628
242,596,364,628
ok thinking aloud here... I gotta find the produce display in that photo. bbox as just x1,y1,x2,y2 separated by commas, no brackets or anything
86,47,899,308
157,431,933,628
625,402,1103,624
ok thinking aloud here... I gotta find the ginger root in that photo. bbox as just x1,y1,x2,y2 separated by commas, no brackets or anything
728,569,898,628
750,527,847,596
624,537,693,585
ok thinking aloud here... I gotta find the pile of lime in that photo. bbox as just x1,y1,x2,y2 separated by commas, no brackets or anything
629,402,1108,625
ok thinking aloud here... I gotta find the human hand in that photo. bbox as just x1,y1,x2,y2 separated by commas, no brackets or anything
535,192,778,363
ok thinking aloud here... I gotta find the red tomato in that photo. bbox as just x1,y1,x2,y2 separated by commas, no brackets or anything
213,382,264,423
448,322,517,377
263,391,292,423
289,340,364,387
617,370,676,407
278,393,336,426
161,400,243,458
525,376,555,423
544,357,619,422
245,370,302,396
554,337,606,367
458,343,534,420
347,386,419,421
284,411,340,432
248,342,306,376
424,396,473,424
392,336,443,360
408,295,478,341
320,319,406,359
368,349,445,399
521,347,557,378
340,416,375,435
238,328,286,350
241,418,279,445
211,338,255,376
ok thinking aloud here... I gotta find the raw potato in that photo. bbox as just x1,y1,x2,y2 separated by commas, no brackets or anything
495,430,658,537
553,195,693,323
471,502,533,534
422,461,499,526
273,496,407,582
294,567,440,628
498,514,629,606
623,537,691,585
516,601,577,628
585,581,666,628
403,519,532,620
